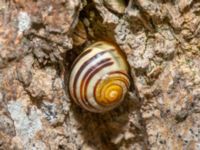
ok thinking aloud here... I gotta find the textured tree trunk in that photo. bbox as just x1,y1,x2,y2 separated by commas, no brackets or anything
0,0,200,149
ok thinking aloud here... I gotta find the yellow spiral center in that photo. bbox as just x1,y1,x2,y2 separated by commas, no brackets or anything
95,76,127,106
104,85,122,103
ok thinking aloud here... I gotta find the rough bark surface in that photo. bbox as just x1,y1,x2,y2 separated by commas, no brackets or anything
0,0,200,150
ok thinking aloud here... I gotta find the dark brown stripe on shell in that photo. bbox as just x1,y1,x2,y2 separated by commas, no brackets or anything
72,49,114,110
69,49,92,103
80,58,112,110
82,61,114,111
108,71,130,87
70,49,92,71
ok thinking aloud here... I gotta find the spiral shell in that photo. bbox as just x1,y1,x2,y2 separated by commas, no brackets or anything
103,0,126,14
69,41,130,112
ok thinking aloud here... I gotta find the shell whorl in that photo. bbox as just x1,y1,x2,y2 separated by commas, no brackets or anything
69,41,130,112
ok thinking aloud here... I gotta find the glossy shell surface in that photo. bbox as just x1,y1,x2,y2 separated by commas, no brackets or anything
69,41,130,112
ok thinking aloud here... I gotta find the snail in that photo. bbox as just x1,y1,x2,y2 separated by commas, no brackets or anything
68,41,130,113
103,0,126,14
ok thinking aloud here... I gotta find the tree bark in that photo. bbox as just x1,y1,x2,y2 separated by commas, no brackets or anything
0,0,199,149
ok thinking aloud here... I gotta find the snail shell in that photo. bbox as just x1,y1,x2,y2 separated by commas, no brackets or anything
72,21,87,46
103,0,126,14
69,41,130,113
